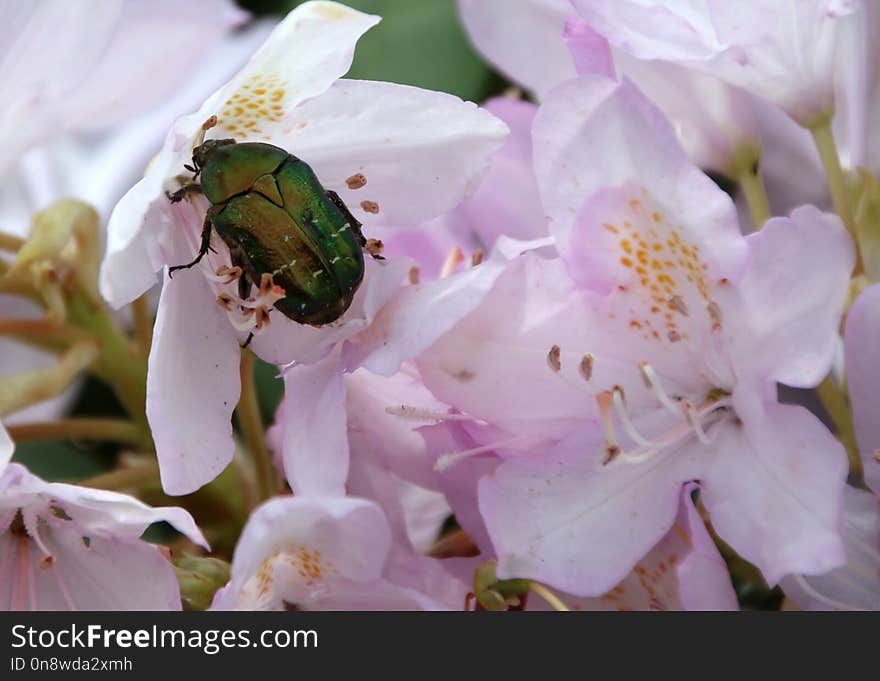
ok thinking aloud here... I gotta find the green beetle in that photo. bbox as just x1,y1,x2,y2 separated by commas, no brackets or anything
167,125,376,330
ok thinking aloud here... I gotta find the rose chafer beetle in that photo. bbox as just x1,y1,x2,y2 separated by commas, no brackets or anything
167,118,379,334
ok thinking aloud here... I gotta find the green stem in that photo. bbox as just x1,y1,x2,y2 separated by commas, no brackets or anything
737,163,772,229
816,375,863,479
65,290,152,451
131,293,153,358
7,418,141,445
78,461,160,490
237,350,275,504
0,317,96,353
810,119,857,237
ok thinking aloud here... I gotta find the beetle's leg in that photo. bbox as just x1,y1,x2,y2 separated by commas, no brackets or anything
165,182,203,204
228,244,254,301
325,189,370,247
168,207,216,277
241,332,254,349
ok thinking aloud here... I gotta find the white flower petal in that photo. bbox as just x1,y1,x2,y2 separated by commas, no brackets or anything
147,268,241,496
280,349,348,497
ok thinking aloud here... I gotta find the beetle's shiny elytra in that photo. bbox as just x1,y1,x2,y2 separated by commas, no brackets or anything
168,137,368,327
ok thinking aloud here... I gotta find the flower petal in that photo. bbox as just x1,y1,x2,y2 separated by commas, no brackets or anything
572,0,860,125
534,76,746,280
202,1,380,141
146,268,241,496
479,427,702,596
280,348,348,497
845,284,880,494
0,423,12,472
0,527,183,611
674,483,738,610
780,485,880,610
99,140,194,308
457,0,576,99
563,17,615,79
250,255,411,367
457,97,547,245
215,495,391,609
702,396,847,586
279,79,509,226
417,255,595,441
351,253,508,376
345,367,448,491
720,206,854,388
57,0,247,130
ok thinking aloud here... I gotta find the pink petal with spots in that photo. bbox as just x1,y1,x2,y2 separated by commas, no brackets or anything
534,76,747,283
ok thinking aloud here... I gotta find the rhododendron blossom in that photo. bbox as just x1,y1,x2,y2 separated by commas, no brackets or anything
100,1,508,495
0,463,207,610
418,75,854,595
211,495,464,611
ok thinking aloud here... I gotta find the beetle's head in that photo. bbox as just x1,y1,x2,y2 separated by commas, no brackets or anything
191,138,236,175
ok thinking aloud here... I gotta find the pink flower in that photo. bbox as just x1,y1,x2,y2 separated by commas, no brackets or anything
781,286,880,610
0,463,207,610
275,247,511,497
457,0,762,176
420,424,737,610
781,486,880,610
418,75,855,595
211,495,464,611
571,0,862,127
100,1,508,495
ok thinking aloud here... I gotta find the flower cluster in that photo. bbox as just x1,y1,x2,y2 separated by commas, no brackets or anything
0,0,877,611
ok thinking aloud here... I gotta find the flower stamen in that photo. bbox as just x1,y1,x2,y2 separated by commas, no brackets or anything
638,361,682,417
434,436,525,472
385,405,477,422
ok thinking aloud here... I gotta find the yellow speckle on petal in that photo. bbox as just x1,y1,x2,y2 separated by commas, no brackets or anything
216,73,287,138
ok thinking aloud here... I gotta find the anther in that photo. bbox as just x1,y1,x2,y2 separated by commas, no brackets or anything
255,307,271,330
214,265,243,285
440,247,464,278
39,555,54,569
365,238,384,257
471,250,484,267
596,390,621,465
408,265,420,285
579,353,594,381
667,330,681,343
216,292,234,310
667,295,689,316
547,345,561,372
